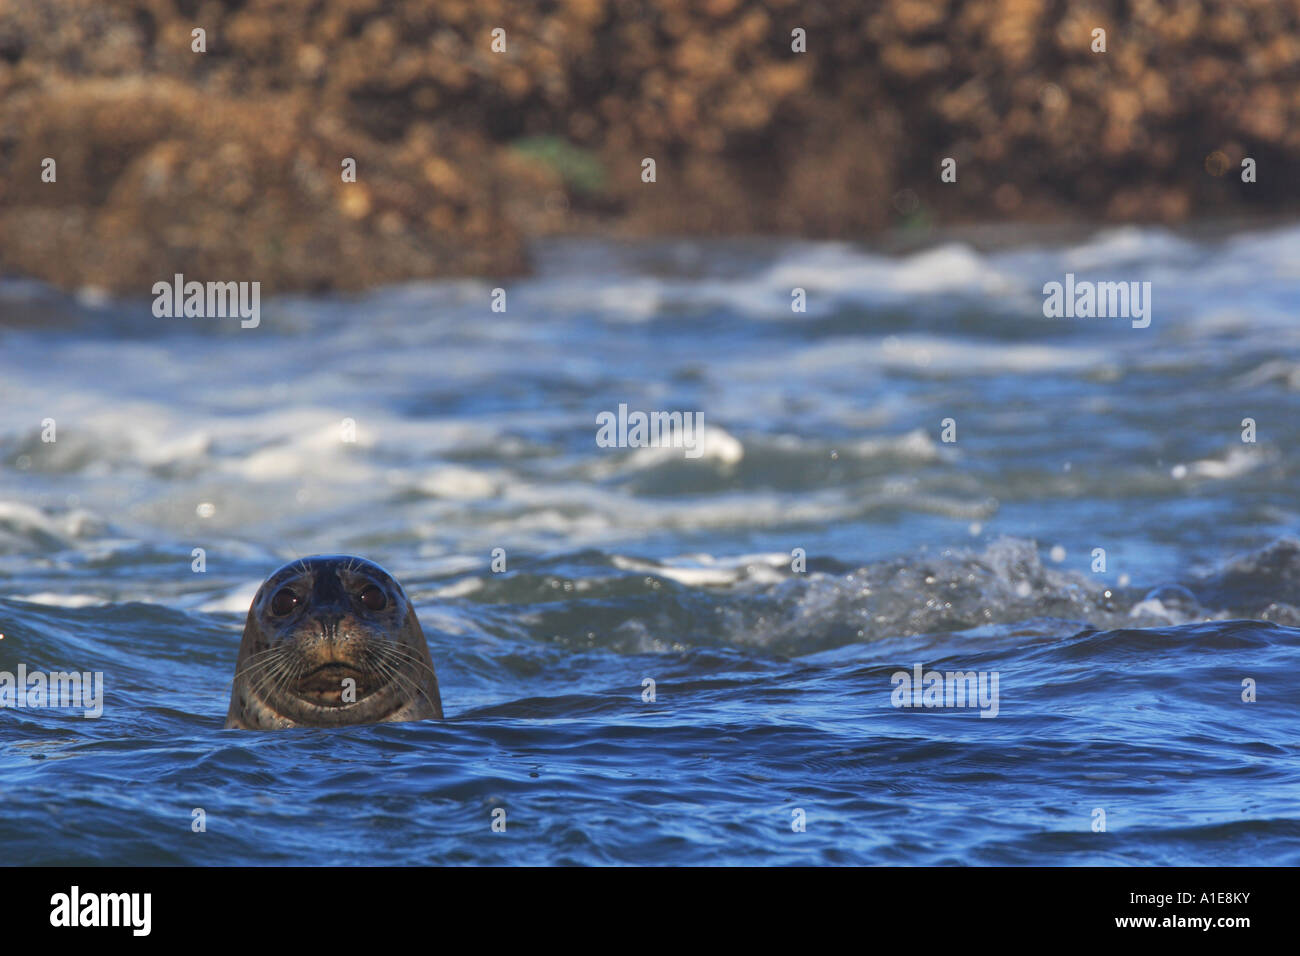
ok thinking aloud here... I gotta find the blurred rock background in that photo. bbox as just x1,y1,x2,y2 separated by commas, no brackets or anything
1,0,1297,293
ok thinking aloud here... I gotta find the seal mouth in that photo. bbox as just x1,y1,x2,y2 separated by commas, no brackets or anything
294,662,378,707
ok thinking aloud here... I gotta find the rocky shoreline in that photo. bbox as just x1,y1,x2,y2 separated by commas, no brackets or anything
1,0,1297,294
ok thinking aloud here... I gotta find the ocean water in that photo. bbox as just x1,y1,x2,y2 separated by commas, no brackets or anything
1,225,1298,865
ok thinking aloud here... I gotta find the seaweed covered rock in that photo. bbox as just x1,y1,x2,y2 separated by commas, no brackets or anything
1,0,1296,293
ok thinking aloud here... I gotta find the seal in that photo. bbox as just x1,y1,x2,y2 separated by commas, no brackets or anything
225,555,443,729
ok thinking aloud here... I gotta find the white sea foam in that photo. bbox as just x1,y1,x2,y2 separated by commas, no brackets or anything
0,224,1296,570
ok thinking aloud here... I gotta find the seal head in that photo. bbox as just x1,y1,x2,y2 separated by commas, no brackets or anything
225,555,443,729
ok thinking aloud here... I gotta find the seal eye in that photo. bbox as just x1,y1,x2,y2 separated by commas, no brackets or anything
270,588,299,616
359,585,387,611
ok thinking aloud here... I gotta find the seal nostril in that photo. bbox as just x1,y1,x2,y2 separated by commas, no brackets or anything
316,614,341,641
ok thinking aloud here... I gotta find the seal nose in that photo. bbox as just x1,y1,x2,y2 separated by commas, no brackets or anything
310,568,351,647
306,608,353,665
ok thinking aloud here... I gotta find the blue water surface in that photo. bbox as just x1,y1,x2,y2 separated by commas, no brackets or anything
1,226,1298,864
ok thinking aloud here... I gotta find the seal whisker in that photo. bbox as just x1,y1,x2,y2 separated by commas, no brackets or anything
247,656,293,701
258,658,303,712
225,657,280,694
369,640,435,668
374,650,441,715
368,642,440,688
267,657,305,708
365,642,435,692
366,649,438,716
228,645,293,688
